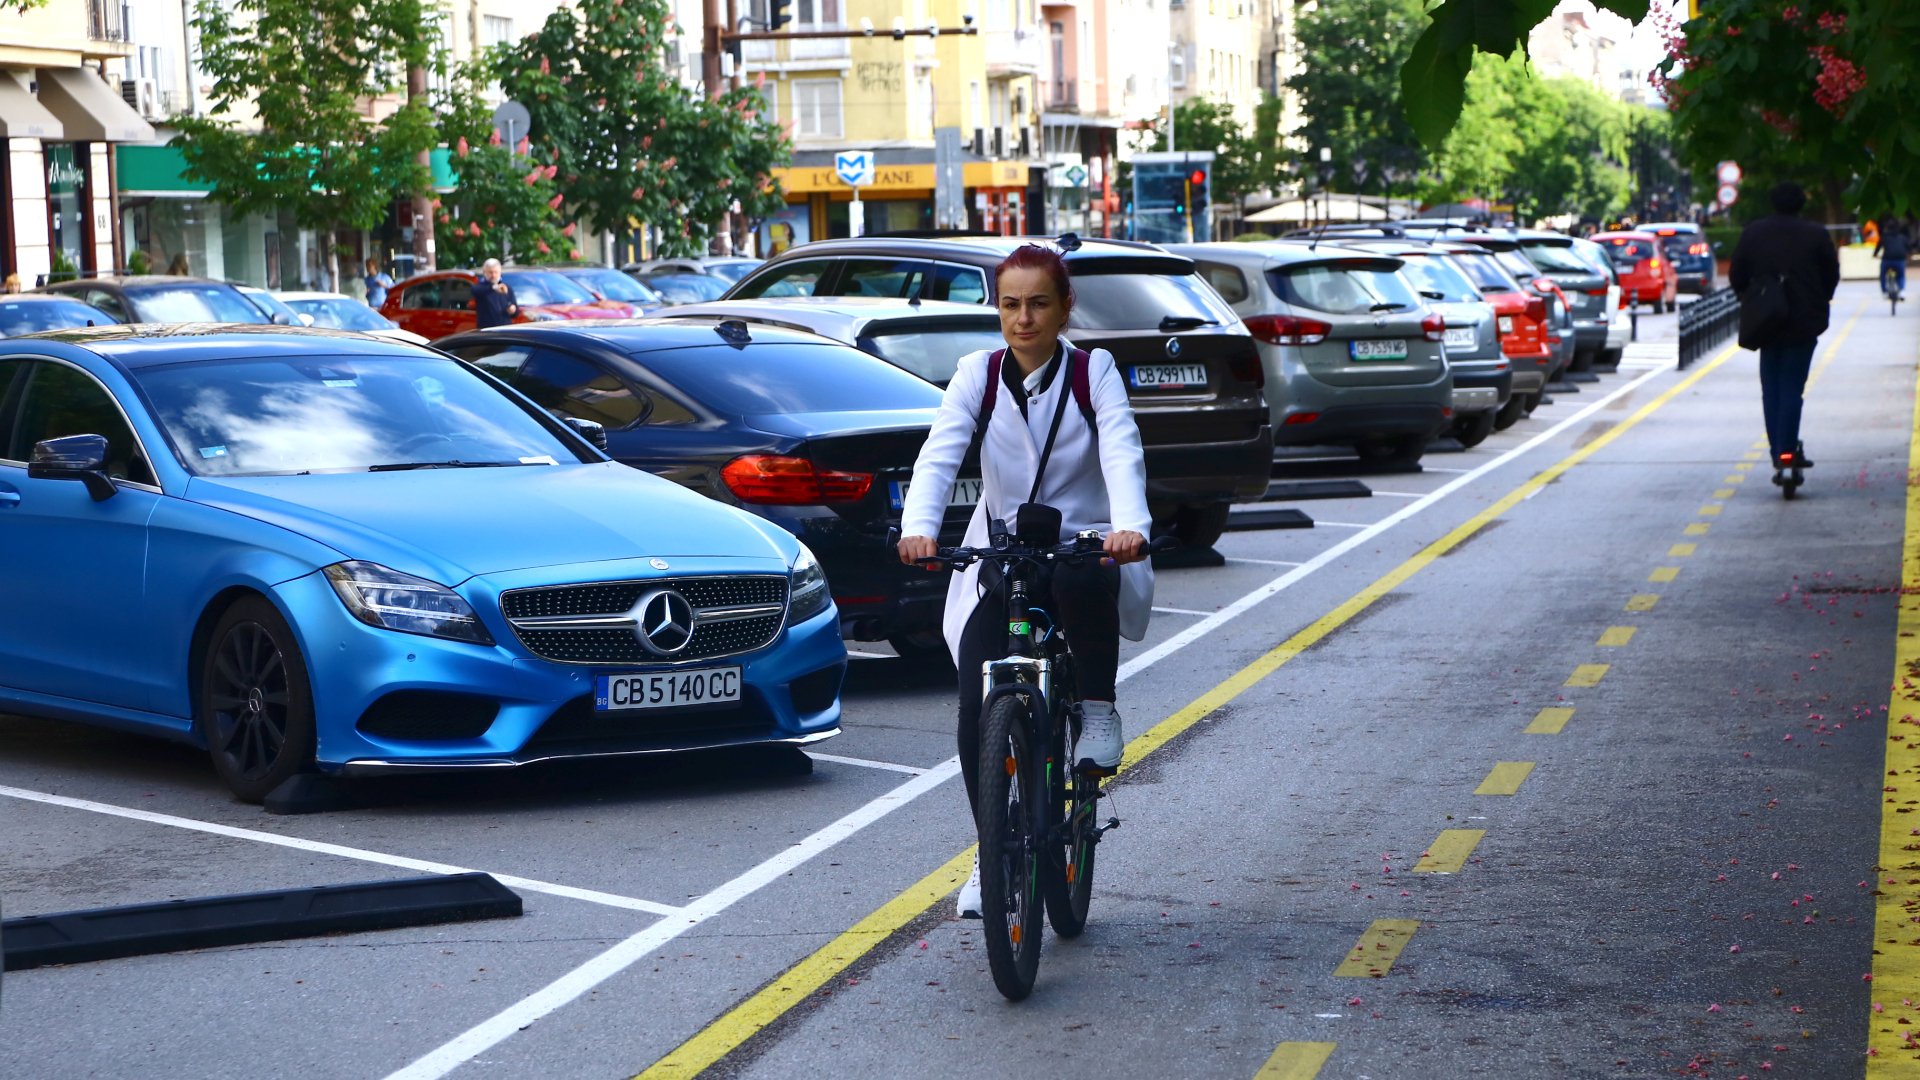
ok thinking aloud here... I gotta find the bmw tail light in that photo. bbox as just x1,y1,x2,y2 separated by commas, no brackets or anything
1227,349,1266,389
722,456,874,505
1421,313,1447,342
1244,314,1332,346
1523,297,1548,324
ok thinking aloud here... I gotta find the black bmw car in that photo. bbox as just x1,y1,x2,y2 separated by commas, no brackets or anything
436,318,969,661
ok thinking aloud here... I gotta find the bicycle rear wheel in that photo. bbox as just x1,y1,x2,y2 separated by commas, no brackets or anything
978,693,1044,1000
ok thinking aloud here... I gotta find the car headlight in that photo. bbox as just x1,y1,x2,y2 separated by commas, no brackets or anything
788,544,832,624
324,561,495,645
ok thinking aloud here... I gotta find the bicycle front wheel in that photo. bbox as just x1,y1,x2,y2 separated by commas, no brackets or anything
1043,760,1100,938
978,693,1045,1001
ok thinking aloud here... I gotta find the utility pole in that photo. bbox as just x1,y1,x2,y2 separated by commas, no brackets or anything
408,60,434,277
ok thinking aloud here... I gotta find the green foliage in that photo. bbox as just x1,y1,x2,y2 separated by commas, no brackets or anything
491,0,792,257
125,249,152,276
1232,232,1276,243
1288,0,1431,195
48,248,77,284
435,130,579,269
171,0,443,286
1663,0,1920,217
1133,96,1283,203
1402,0,1650,148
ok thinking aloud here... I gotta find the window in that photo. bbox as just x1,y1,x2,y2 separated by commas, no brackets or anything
83,288,129,322
795,0,840,24
7,362,156,485
1068,263,1239,330
733,259,835,299
516,350,646,429
1271,262,1421,316
1196,261,1249,304
400,279,445,309
792,80,842,138
828,260,988,304
482,15,514,44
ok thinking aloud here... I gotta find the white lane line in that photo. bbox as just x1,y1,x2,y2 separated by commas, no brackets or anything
805,752,928,776
1310,520,1374,529
1151,606,1214,617
1420,465,1471,474
843,650,894,660
1116,361,1670,683
1226,556,1304,567
1366,491,1426,498
390,360,1679,1078
0,784,685,917
383,761,960,1080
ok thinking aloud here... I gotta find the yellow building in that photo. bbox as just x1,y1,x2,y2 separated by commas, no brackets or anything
743,0,1043,248
1,0,153,285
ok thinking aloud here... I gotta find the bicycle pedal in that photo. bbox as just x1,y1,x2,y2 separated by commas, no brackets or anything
1077,764,1117,779
1094,816,1121,837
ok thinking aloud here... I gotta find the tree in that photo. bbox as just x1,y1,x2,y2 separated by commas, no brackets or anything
1134,96,1278,203
1287,0,1431,196
429,80,577,268
171,0,443,290
491,0,792,257
1421,54,1526,211
1507,76,1633,224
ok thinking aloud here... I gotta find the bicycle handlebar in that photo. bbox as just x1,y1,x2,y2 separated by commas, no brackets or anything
886,526,1177,570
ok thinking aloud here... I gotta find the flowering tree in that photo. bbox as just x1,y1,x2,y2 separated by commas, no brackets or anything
491,0,792,257
1658,0,1919,218
434,131,580,269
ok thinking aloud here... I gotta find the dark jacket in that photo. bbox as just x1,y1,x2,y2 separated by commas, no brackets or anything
1876,224,1912,261
1729,213,1840,345
471,278,518,329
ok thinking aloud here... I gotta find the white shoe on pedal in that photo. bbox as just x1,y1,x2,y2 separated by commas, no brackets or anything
956,854,983,919
1074,701,1123,772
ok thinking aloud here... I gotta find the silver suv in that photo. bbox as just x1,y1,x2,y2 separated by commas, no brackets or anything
1169,242,1452,465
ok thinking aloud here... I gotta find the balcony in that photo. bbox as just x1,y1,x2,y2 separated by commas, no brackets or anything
984,26,1044,78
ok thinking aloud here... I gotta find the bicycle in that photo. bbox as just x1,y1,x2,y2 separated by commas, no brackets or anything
899,517,1172,1000
1883,260,1904,317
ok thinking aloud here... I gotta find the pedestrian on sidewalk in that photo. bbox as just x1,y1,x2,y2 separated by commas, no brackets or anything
471,258,518,329
363,257,394,308
1730,181,1840,484
1873,215,1910,299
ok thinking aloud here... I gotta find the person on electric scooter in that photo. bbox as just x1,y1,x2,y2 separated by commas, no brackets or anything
1730,181,1841,484
896,242,1153,920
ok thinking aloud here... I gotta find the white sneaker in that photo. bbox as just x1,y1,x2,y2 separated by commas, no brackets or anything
956,854,983,919
1074,701,1123,772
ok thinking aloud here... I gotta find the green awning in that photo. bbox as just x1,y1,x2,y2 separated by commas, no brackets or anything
119,144,458,195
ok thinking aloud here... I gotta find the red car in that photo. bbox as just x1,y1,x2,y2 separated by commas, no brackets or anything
380,269,639,340
1590,231,1680,312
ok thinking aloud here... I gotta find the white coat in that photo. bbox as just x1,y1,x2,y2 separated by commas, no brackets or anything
900,340,1155,660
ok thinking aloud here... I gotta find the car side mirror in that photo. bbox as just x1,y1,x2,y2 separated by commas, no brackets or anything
271,312,294,325
562,416,609,451
28,434,117,500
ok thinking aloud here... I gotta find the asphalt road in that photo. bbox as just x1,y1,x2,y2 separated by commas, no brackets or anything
3,286,1913,1079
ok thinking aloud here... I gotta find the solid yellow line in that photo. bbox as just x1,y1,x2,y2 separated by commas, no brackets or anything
1334,919,1421,977
1649,567,1680,583
1713,487,1736,499
632,344,1743,1079
1625,594,1660,612
1413,829,1485,873
1475,761,1535,795
1698,503,1723,517
1527,706,1574,734
1598,626,1637,647
1684,523,1711,536
1253,1042,1337,1080
1669,542,1698,557
1869,306,1920,1075
1566,663,1609,687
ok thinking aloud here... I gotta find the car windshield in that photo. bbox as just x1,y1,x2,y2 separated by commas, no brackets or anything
1566,240,1617,279
1448,252,1520,293
1068,264,1239,330
1270,260,1421,314
133,354,580,476
0,298,114,336
568,270,660,304
240,288,301,323
707,262,757,284
125,284,271,324
861,326,1009,385
500,271,596,306
1494,250,1539,281
637,342,942,416
1602,237,1655,263
287,297,399,332
1394,255,1481,303
1517,241,1595,274
646,275,729,304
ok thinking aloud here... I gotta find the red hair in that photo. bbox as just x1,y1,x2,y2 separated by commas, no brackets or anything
993,244,1074,310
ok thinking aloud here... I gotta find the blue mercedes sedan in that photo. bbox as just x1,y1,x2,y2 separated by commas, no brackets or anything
0,326,845,801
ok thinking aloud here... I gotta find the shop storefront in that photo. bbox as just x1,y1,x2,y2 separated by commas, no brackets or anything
761,158,1042,253
1,65,152,287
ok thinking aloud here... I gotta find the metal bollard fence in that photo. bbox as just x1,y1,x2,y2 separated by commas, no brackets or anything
1678,288,1741,369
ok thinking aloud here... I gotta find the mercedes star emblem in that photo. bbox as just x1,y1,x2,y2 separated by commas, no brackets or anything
1165,337,1183,358
632,589,695,655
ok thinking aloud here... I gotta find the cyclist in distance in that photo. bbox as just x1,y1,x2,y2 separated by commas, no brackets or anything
1874,214,1910,300
897,243,1153,919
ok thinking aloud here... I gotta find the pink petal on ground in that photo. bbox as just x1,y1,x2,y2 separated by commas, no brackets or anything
1731,945,1741,953
1347,997,1362,1006
1708,1003,1723,1013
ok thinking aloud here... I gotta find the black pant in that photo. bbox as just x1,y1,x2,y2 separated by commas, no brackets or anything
1758,340,1818,460
955,561,1120,822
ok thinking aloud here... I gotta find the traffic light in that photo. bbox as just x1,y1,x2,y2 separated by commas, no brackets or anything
1186,167,1209,218
770,0,792,30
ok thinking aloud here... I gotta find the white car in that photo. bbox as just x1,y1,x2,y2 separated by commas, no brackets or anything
277,290,431,345
623,256,761,285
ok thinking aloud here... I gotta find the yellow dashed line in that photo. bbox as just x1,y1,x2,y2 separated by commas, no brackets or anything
1699,504,1723,516
1253,1042,1336,1079
1413,829,1485,873
1743,450,1765,460
1334,919,1421,977
1735,461,1756,471
1724,473,1746,484
1713,487,1736,499
1684,523,1710,536
1598,626,1637,647
1669,543,1697,557
1527,706,1574,734
1751,439,1770,450
1566,663,1610,687
1475,761,1535,795
1650,567,1680,582
1626,594,1660,612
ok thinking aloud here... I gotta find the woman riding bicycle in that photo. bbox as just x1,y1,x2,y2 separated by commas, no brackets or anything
897,243,1154,919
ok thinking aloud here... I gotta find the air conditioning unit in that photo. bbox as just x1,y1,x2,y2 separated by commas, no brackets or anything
971,127,986,155
1016,127,1031,158
990,126,1006,157
120,78,160,120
